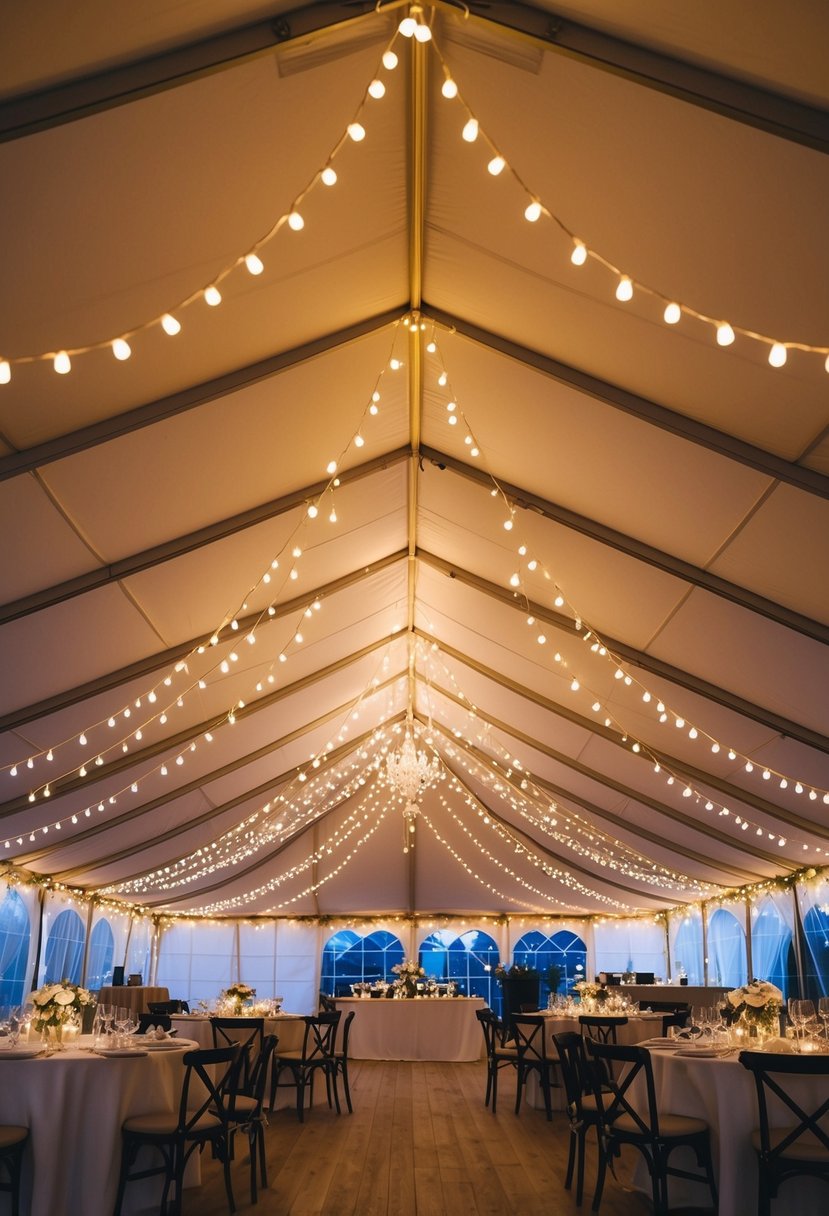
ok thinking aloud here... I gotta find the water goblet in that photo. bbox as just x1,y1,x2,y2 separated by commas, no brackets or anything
114,1006,130,1048
818,997,829,1040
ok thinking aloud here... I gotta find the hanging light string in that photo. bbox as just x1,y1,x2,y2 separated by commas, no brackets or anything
416,638,719,896
3,316,410,802
428,34,828,372
0,25,410,382
420,330,829,843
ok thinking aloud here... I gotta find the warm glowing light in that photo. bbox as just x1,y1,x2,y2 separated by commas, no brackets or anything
288,211,305,231
462,118,479,142
204,286,222,307
161,313,181,336
570,240,587,266
368,79,385,99
398,16,417,37
245,253,264,275
382,50,398,70
413,22,432,43
442,78,458,99
54,351,71,374
663,302,681,324
321,166,337,186
524,201,542,222
326,460,337,475
347,123,366,142
768,342,787,368
0,361,10,384
487,155,505,176
112,338,131,361
616,276,633,302
716,322,735,346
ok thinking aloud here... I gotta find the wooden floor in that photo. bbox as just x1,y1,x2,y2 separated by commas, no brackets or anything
167,1058,661,1216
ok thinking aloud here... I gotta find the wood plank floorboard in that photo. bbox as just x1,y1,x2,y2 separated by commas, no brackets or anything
129,1059,661,1216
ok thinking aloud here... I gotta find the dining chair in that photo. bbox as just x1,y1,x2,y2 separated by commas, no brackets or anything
739,1049,829,1216
553,1031,603,1207
147,999,190,1015
113,1043,241,1216
137,1012,173,1034
331,1009,356,1113
0,1126,29,1216
510,1014,560,1120
584,1039,718,1216
578,1015,628,1045
659,1010,689,1038
226,1033,278,1204
318,992,337,1012
475,1008,519,1113
211,1017,265,1094
269,1011,341,1122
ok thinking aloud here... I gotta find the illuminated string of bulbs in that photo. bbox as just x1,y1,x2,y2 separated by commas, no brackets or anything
420,335,828,851
429,33,829,372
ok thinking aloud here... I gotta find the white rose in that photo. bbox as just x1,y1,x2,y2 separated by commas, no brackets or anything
726,990,743,1008
53,989,76,1006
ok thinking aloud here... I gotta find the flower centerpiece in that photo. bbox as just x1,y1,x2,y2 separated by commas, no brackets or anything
573,980,608,1009
721,979,783,1038
31,980,94,1049
392,959,425,998
219,982,256,1015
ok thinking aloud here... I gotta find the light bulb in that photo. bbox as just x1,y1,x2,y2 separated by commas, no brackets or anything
524,200,542,222
462,118,479,143
413,22,431,42
0,360,10,384
347,123,366,142
321,166,337,186
570,240,587,266
615,276,633,302
161,313,181,336
382,50,398,70
204,286,222,307
329,508,337,523
768,342,787,368
368,79,385,99
716,322,735,346
112,338,131,361
307,504,318,519
355,433,365,447
663,302,681,324
487,155,505,176
54,351,71,374
326,460,337,475
399,16,416,37
288,211,305,231
245,253,264,275
442,78,458,99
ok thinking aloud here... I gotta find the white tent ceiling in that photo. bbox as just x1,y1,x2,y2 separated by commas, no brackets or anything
1,1,827,920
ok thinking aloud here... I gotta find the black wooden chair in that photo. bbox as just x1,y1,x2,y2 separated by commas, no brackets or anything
511,1014,560,1120
739,1049,829,1216
136,1011,173,1034
585,1039,717,1215
318,992,336,1012
113,1044,240,1216
210,1017,265,1094
227,1033,278,1205
269,1011,341,1121
578,1015,628,1045
0,1126,29,1216
147,999,190,1014
553,1031,603,1207
331,1009,356,1113
475,1008,519,1112
659,1010,689,1038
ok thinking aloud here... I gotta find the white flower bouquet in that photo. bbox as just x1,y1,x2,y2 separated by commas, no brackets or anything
722,978,783,1030
219,982,256,1013
31,980,95,1032
392,960,425,979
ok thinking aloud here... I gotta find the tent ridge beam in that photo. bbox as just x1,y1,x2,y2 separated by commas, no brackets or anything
0,307,406,484
417,548,829,755
421,446,829,647
424,307,829,502
0,451,409,626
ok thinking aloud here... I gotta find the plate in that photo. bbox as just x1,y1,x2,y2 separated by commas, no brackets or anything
94,1048,148,1058
675,1048,719,1058
0,1047,43,1059
141,1039,188,1050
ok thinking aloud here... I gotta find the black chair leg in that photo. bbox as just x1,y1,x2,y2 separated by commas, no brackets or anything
341,1062,353,1114
563,1131,576,1191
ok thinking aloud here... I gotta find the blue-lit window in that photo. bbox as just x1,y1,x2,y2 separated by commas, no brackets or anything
0,889,31,1006
802,904,829,999
86,919,115,989
513,928,587,1004
43,909,86,985
707,908,747,987
321,930,404,995
419,929,500,1006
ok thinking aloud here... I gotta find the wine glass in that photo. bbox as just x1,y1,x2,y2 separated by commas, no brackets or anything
114,1006,130,1048
687,1006,705,1046
818,997,829,1040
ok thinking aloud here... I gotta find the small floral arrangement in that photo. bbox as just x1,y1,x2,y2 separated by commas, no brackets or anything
220,982,256,1012
721,978,783,1028
493,962,538,982
392,959,425,980
574,980,607,1003
31,980,95,1032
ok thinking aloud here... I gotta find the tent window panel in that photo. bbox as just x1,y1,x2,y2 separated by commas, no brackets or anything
86,919,115,989
321,930,403,995
43,909,85,986
513,928,587,1006
671,914,704,985
707,907,747,987
750,896,794,999
419,929,499,1009
0,889,31,1006
801,904,829,999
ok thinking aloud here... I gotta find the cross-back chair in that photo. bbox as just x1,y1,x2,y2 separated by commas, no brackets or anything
584,1039,717,1216
331,1009,356,1114
226,1033,279,1205
113,1043,241,1216
553,1031,603,1207
269,1011,341,1122
510,1014,559,1120
475,1008,519,1113
147,999,189,1015
210,1017,265,1094
739,1049,829,1216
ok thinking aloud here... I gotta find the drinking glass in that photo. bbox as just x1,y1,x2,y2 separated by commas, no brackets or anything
818,996,829,1039
114,1006,130,1048
687,1007,705,1046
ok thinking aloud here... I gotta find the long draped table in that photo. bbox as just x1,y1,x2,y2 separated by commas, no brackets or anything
632,1047,828,1216
170,1012,305,1052
96,985,170,1015
334,997,486,1060
0,1035,198,1216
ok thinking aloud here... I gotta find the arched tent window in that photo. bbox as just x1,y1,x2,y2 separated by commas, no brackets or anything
802,904,829,998
512,928,587,1004
86,919,115,990
707,907,747,987
671,913,703,985
0,889,31,1006
419,928,499,1007
321,930,404,996
43,909,86,985
750,895,794,999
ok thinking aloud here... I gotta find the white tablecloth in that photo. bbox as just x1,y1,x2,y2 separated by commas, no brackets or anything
525,1012,664,1110
334,997,486,1060
97,985,170,1015
633,1049,828,1216
170,1013,304,1051
0,1035,199,1216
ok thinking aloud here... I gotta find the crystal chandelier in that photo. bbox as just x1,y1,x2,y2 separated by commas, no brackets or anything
386,729,440,852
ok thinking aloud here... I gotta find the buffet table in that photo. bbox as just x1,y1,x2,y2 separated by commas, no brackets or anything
0,1035,197,1216
334,997,486,1061
96,985,170,1015
634,1047,828,1216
